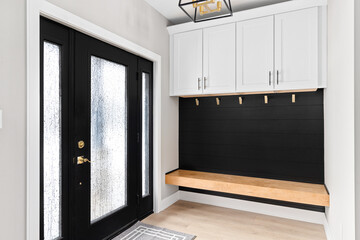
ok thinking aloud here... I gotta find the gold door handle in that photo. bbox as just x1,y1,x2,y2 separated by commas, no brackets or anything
77,156,91,165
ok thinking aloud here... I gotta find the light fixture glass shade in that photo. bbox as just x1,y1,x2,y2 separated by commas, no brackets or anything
179,0,232,23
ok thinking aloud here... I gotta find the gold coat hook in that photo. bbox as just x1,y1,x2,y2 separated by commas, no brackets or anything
239,97,243,105
292,94,296,103
264,95,268,104
195,98,199,106
216,97,220,105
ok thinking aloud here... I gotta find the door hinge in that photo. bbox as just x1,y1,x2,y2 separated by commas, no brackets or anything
137,132,140,143
137,194,140,205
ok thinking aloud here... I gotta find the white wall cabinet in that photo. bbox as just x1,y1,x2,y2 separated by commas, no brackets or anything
173,29,203,96
236,16,274,92
172,24,236,96
169,6,326,97
274,7,319,90
236,8,319,93
203,24,236,94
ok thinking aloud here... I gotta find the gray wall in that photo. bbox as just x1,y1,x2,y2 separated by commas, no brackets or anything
356,1,360,239
0,0,27,239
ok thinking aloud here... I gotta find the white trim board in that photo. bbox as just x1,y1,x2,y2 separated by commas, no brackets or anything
323,217,333,240
159,192,180,213
159,191,331,238
178,191,326,225
158,191,332,239
167,0,327,35
26,1,162,239
159,190,328,225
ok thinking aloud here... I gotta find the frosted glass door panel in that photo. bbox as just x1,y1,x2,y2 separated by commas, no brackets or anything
141,72,150,197
43,42,62,240
90,56,127,222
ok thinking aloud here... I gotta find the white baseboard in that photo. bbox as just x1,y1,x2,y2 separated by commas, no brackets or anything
179,191,326,225
158,191,180,213
158,190,332,240
323,217,333,240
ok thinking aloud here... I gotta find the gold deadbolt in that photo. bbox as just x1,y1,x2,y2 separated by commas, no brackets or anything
78,140,85,149
77,156,91,165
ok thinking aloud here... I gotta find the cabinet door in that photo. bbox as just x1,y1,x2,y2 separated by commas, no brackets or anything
173,30,203,96
236,16,274,92
274,8,318,90
203,23,236,94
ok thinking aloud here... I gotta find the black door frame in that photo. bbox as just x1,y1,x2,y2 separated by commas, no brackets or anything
40,19,72,240
73,30,138,240
40,17,154,240
137,58,154,219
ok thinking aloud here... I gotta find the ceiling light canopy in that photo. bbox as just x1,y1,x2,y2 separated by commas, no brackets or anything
179,0,233,23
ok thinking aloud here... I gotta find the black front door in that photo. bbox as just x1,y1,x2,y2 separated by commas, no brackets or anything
40,18,153,240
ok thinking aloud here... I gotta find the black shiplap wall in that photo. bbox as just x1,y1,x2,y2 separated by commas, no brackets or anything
179,90,324,184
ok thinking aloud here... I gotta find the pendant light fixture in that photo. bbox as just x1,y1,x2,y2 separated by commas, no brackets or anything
179,0,232,23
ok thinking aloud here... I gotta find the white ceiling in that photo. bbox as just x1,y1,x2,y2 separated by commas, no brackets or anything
144,0,291,25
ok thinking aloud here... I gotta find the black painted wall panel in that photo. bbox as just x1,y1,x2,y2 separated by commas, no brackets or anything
179,90,324,184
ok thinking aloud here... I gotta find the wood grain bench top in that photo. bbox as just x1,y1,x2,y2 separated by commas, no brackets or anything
165,169,329,207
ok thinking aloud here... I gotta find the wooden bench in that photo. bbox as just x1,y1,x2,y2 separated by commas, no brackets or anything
165,169,329,207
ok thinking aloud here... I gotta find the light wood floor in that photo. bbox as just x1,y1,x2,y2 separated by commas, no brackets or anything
143,200,326,240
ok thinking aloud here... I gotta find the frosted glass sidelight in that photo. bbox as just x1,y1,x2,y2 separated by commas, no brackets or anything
43,42,62,240
142,72,150,197
90,56,127,222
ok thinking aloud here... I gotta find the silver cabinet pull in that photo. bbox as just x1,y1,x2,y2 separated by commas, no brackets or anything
198,78,201,90
269,71,272,86
277,70,279,85
204,77,207,89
